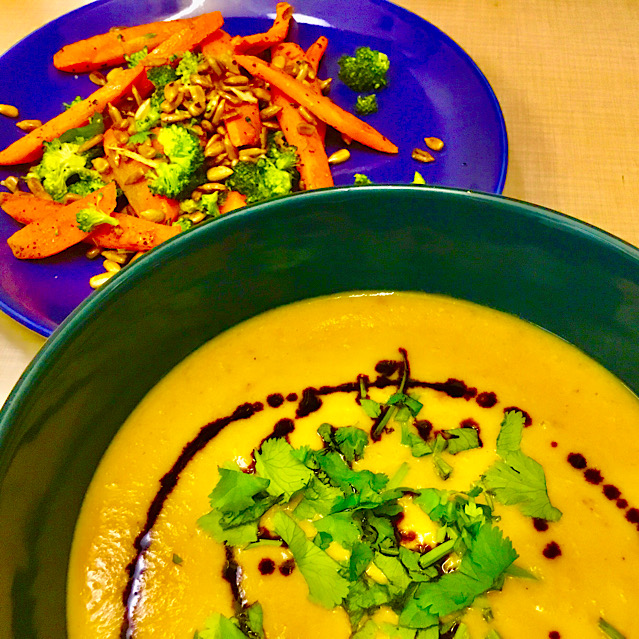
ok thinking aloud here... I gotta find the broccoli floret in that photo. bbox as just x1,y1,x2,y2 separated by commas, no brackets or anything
136,65,179,134
172,216,193,232
225,133,299,204
62,96,83,110
176,51,205,84
179,192,220,218
338,47,389,92
353,173,373,186
27,138,106,202
125,46,149,68
146,65,179,90
355,94,378,115
76,207,119,233
147,125,205,199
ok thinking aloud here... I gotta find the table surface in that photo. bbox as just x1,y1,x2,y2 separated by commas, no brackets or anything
2,0,639,406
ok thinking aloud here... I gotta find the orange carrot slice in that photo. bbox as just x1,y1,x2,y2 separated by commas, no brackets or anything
6,182,117,259
0,12,224,166
225,104,262,148
231,3,294,55
234,54,398,154
270,43,333,190
220,190,247,214
53,18,192,73
0,192,65,225
305,36,328,73
103,129,180,223
88,211,180,251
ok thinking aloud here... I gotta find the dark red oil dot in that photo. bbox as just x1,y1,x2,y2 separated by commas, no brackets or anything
400,530,417,542
551,441,558,448
460,418,479,429
567,453,587,469
286,392,298,402
542,541,562,559
533,518,549,532
414,420,433,441
476,391,497,408
584,468,603,485
258,558,275,575
617,498,629,509
603,484,621,500
279,558,295,576
267,393,284,408
549,632,561,639
375,359,399,376
463,386,478,400
626,508,639,524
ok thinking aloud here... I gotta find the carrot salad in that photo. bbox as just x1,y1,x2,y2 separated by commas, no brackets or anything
0,3,398,287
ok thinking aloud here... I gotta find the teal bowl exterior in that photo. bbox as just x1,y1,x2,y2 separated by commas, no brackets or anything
2,185,639,637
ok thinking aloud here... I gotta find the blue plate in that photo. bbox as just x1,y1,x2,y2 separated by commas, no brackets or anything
0,0,508,336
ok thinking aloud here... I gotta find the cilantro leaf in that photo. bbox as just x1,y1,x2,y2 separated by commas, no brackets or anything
360,398,382,418
294,475,343,519
495,411,525,454
349,541,374,580
483,451,562,521
343,576,394,626
199,465,278,545
198,612,249,639
333,426,370,463
272,511,350,609
254,438,314,500
373,553,412,596
401,423,433,457
444,427,481,455
197,510,259,546
314,512,363,549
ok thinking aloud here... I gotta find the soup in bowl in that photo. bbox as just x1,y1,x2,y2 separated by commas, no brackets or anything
0,186,637,638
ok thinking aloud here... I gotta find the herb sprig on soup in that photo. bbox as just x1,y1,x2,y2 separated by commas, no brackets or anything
67,292,636,638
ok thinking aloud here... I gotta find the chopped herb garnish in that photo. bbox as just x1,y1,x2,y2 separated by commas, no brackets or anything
198,361,557,635
598,617,626,639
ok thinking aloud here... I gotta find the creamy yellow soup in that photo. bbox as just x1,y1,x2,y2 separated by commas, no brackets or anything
67,292,639,638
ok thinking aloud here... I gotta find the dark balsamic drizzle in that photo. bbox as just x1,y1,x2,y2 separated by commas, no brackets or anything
120,402,262,637
566,451,639,533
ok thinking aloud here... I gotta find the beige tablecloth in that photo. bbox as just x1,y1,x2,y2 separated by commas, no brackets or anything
2,0,639,405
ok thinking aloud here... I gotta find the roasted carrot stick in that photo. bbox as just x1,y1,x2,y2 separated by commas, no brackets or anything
270,43,332,190
234,54,398,154
0,12,224,167
230,3,294,55
54,18,192,73
6,182,117,259
0,192,65,225
103,129,180,223
305,36,328,73
219,190,247,214
225,105,262,148
88,211,180,251
140,11,224,67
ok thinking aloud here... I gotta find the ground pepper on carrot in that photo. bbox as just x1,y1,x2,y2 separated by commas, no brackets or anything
0,3,398,287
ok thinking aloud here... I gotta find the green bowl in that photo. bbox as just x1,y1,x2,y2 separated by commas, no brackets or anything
2,185,639,637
